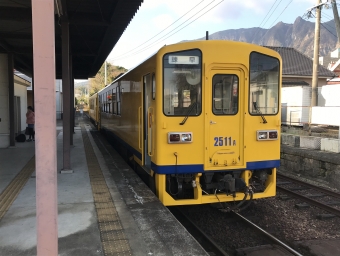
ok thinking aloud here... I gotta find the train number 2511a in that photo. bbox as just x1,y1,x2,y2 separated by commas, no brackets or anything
214,137,236,146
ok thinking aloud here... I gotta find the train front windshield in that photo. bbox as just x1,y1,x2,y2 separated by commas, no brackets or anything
249,52,280,115
163,49,202,116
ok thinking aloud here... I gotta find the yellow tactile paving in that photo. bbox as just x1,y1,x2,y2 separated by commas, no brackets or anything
81,124,132,256
0,156,35,220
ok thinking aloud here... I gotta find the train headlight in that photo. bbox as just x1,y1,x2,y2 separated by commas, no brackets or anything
258,132,267,140
168,132,193,143
256,130,278,141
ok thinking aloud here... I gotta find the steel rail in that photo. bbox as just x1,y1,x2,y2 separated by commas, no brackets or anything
277,173,340,199
232,212,303,256
169,207,230,256
277,185,340,217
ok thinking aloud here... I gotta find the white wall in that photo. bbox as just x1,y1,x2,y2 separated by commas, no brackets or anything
312,85,340,126
0,54,9,147
318,84,340,106
281,86,311,126
282,84,340,127
14,76,30,132
312,107,340,126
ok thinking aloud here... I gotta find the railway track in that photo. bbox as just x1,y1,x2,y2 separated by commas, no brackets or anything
231,212,303,256
171,205,303,256
169,206,229,256
277,173,340,218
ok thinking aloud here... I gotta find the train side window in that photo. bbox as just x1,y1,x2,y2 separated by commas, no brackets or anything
212,74,239,115
152,74,156,100
112,89,116,114
163,49,202,116
106,92,109,113
108,91,112,113
117,85,121,115
249,52,280,115
100,94,103,112
104,92,107,113
101,94,103,112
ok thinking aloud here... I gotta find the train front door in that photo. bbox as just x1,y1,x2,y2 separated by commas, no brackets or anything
143,74,152,170
205,66,245,170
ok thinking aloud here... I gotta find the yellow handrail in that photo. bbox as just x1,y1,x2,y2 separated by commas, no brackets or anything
148,107,153,156
138,106,142,150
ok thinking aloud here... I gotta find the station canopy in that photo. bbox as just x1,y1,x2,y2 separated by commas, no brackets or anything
0,0,144,79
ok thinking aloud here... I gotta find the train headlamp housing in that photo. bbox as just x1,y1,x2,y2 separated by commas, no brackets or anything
256,130,278,141
168,132,193,143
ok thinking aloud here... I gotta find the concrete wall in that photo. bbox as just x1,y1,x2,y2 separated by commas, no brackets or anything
300,136,321,150
0,54,9,148
321,138,340,153
281,133,339,152
280,145,340,190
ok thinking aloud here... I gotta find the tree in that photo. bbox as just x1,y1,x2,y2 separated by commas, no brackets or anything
89,62,128,96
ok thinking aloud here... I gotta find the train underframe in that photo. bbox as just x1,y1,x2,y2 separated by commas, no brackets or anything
154,168,276,208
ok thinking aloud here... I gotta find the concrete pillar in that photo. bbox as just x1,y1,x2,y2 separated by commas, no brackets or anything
0,54,10,148
31,0,58,254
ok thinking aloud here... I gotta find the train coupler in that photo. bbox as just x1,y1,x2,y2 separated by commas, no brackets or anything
218,174,246,196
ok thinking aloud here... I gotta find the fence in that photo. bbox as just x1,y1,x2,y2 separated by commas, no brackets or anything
281,105,340,146
281,105,340,127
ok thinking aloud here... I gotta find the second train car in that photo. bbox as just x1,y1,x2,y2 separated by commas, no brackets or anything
89,40,281,208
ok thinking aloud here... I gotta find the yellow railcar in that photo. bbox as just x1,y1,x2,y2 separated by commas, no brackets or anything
89,40,281,208
89,93,100,127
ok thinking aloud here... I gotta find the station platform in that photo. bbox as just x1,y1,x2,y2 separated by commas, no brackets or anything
0,116,208,256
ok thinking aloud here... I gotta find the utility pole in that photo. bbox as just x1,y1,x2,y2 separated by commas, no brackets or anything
311,0,321,108
332,0,340,48
306,0,326,134
104,60,107,85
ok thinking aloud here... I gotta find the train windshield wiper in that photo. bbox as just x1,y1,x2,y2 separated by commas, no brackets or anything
180,102,197,125
253,102,267,124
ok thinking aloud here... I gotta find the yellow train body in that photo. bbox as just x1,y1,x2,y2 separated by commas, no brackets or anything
89,40,281,207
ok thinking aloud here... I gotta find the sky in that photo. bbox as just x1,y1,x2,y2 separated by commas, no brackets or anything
105,0,339,70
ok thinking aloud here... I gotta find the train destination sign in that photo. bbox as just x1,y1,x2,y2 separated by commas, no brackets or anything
168,55,199,64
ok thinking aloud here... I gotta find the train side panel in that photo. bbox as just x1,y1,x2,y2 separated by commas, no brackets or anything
99,57,157,165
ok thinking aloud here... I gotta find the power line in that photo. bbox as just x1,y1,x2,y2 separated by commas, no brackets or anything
258,0,294,44
108,0,220,60
320,16,337,31
109,0,224,63
251,0,280,42
304,7,337,38
321,22,338,37
110,0,206,60
110,0,221,62
268,0,294,29
260,0,283,28
317,12,338,37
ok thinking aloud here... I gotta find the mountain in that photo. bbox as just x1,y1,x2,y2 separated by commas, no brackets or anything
198,17,337,58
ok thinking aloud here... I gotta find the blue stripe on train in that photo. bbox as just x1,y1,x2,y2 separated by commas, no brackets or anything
151,160,281,174
246,160,280,169
102,128,280,174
